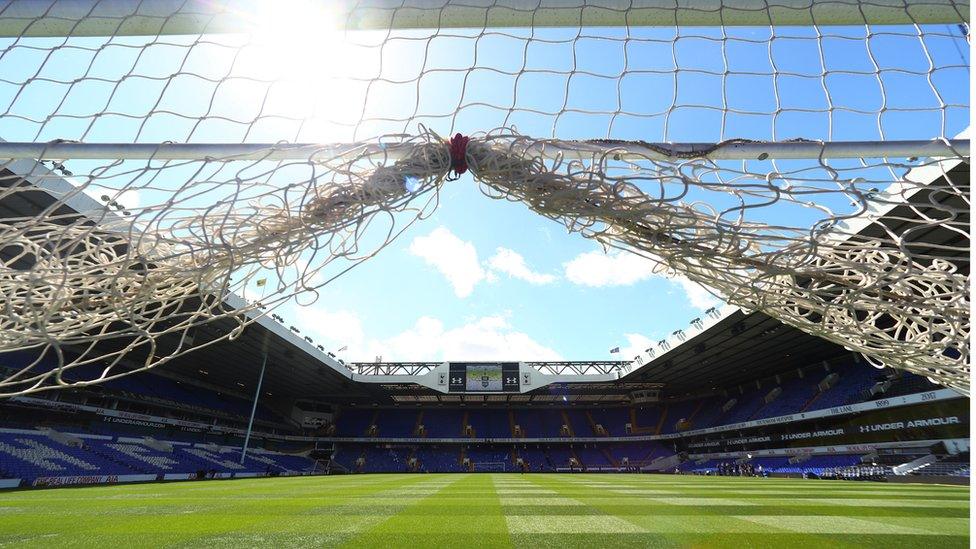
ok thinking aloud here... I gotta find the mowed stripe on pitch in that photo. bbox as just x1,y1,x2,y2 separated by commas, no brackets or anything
505,513,968,535
736,515,962,535
0,473,967,546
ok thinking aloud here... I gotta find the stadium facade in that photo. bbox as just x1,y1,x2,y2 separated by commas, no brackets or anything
0,156,969,488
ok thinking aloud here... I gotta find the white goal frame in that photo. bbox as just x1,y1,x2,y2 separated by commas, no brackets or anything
472,461,507,472
0,0,968,161
0,138,968,162
0,0,968,35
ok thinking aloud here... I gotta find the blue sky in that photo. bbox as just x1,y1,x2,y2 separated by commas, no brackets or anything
0,2,968,363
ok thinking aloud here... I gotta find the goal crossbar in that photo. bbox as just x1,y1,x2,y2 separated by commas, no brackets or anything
0,139,968,162
0,0,969,38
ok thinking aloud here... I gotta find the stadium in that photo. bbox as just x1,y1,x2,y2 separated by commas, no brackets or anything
0,0,970,547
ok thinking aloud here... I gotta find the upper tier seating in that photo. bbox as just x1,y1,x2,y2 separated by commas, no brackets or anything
752,376,815,420
421,410,465,438
334,409,376,437
2,352,281,425
586,408,629,437
325,361,939,444
467,410,511,438
375,409,418,437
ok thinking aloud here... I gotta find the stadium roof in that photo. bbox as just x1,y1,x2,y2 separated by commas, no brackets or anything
617,309,848,394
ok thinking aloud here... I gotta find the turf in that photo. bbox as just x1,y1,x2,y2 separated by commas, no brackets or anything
0,474,968,548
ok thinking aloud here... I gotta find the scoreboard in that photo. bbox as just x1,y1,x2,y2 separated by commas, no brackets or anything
447,362,520,393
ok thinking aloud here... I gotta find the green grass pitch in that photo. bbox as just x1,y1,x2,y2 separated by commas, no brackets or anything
0,473,968,547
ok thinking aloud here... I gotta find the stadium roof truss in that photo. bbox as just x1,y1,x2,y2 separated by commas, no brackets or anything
352,360,630,377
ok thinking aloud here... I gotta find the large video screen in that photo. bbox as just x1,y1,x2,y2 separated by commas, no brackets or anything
449,363,519,393
466,363,502,391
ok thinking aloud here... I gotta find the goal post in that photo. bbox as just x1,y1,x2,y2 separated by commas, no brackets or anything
472,461,507,472
0,0,970,396
0,137,969,162
0,0,968,37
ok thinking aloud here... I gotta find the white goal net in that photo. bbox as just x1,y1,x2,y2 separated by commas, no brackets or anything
0,0,969,394
473,461,507,472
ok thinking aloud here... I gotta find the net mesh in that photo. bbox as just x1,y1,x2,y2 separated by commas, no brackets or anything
0,0,970,394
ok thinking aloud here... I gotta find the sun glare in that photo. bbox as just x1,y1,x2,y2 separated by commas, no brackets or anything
235,0,380,143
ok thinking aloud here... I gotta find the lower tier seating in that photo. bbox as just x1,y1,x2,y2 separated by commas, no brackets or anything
0,430,316,484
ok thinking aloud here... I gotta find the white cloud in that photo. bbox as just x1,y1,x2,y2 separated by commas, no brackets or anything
408,227,485,298
563,249,722,311
487,247,557,285
239,282,264,303
378,315,562,362
302,309,561,362
563,249,659,287
618,333,655,361
117,189,141,209
672,276,721,311
299,308,366,351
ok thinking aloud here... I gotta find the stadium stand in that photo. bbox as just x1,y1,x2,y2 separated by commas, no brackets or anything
376,409,417,438
413,446,462,473
335,409,377,438
588,408,630,437
467,409,511,439
309,354,964,479
0,348,964,487
419,410,465,438
465,446,511,470
0,289,966,488
317,360,935,444
0,429,316,485
0,2,967,509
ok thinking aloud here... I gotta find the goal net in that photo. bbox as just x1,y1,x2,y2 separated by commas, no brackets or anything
0,0,969,395
473,461,507,472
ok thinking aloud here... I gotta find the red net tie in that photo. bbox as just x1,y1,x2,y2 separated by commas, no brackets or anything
448,133,469,180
